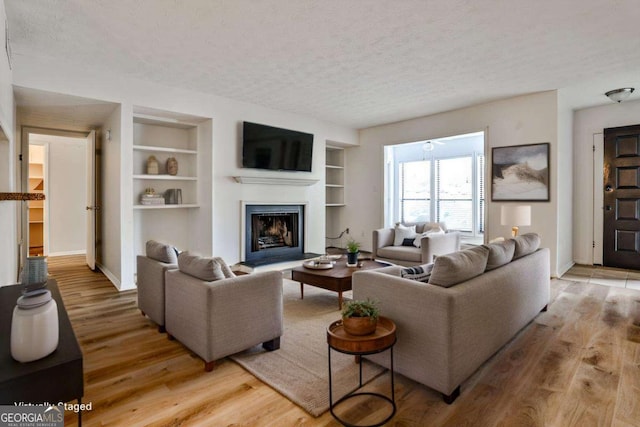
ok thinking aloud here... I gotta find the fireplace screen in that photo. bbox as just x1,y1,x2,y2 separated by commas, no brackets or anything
251,212,299,252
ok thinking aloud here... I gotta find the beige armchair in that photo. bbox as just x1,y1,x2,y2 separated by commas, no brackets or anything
372,222,461,266
164,253,283,371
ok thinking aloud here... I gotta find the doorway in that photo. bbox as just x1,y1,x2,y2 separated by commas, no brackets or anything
603,124,640,269
21,128,97,270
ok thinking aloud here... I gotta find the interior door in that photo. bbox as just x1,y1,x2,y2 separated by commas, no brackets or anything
603,124,640,269
85,130,97,270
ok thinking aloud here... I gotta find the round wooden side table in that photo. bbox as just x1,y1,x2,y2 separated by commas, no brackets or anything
326,316,397,427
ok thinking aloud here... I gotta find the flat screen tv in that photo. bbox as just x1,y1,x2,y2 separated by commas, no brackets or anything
242,122,313,172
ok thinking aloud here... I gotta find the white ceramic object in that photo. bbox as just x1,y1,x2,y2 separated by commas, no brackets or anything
10,290,59,363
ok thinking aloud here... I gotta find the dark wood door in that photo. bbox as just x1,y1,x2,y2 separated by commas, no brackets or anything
603,124,640,269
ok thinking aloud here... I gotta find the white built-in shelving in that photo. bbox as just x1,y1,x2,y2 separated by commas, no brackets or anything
325,146,345,207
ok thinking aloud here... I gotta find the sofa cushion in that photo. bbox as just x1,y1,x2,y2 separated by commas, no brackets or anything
400,263,434,282
146,240,178,264
377,245,422,263
393,224,417,246
428,245,490,288
177,252,225,281
413,226,445,248
513,233,541,260
484,239,516,271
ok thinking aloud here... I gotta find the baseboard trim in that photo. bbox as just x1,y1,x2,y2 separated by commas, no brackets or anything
96,262,123,291
557,261,575,278
48,250,86,257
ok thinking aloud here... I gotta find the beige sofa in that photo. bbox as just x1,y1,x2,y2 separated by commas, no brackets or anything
372,222,461,266
353,234,550,403
165,252,284,371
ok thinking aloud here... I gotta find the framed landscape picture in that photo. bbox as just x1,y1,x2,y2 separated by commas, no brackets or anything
491,143,550,201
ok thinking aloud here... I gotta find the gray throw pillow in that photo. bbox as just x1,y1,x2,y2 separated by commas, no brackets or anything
178,252,225,281
428,245,490,288
484,239,516,271
146,240,178,264
400,263,434,282
513,233,541,260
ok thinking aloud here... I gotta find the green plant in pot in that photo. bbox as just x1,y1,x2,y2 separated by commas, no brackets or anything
346,239,360,266
341,299,379,336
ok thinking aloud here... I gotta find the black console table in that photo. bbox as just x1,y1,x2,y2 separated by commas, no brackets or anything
0,279,83,423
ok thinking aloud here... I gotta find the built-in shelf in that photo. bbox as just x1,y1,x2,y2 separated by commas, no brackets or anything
133,145,197,155
133,204,200,210
234,176,320,186
326,203,346,207
133,175,197,181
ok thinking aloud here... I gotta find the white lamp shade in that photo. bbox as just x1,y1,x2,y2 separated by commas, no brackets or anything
500,205,531,226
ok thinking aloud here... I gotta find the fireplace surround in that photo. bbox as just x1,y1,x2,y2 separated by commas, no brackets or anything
243,204,306,265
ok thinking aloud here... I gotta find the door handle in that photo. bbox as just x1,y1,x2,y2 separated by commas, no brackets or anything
605,205,612,211
605,185,613,192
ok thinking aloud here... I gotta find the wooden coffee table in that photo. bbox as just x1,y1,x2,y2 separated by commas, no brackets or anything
291,257,389,309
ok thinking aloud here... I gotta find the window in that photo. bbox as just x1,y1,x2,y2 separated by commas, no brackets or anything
385,132,485,238
400,160,430,223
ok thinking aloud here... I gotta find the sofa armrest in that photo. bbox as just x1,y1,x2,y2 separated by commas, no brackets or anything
372,228,395,258
165,270,283,362
420,231,461,263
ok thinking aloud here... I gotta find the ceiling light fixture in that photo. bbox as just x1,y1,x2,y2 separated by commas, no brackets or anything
605,87,635,103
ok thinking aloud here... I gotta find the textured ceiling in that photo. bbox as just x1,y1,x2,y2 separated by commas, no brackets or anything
6,0,640,128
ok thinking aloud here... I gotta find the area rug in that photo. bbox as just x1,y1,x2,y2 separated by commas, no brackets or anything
229,279,385,417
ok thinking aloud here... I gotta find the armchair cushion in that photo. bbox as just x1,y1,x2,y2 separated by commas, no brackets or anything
428,245,489,288
393,224,417,246
413,226,445,248
146,240,178,264
177,252,225,281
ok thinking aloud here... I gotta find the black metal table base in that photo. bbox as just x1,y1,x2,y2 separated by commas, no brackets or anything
328,346,396,427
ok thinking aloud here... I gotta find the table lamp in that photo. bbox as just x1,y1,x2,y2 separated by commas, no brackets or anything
500,205,531,237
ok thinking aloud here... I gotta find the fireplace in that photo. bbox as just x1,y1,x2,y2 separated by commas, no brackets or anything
244,204,305,265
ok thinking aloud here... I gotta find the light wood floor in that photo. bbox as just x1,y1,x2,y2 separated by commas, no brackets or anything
49,255,640,426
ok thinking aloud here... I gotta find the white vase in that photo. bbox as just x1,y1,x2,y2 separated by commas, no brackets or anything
11,294,59,363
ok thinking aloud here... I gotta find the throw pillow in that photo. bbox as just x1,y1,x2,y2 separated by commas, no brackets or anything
413,226,445,248
400,263,434,282
428,245,490,288
484,239,516,271
393,224,417,246
402,238,415,246
513,233,541,260
146,240,178,264
178,252,225,281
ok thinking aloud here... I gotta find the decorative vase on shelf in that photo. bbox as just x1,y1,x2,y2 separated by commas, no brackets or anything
166,157,178,176
147,156,159,175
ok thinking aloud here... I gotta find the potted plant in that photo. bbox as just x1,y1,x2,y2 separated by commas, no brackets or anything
346,239,360,266
341,299,379,336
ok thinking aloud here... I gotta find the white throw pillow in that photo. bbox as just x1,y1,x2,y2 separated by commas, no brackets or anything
393,224,417,246
413,226,445,248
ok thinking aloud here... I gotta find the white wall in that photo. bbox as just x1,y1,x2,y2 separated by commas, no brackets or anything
11,53,358,289
354,91,562,276
573,98,640,265
0,1,16,286
100,106,123,287
29,135,88,256
556,91,574,276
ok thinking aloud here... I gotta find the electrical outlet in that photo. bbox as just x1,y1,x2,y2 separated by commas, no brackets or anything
360,231,365,238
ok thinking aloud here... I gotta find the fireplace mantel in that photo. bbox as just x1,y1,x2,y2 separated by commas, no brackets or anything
233,176,319,186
